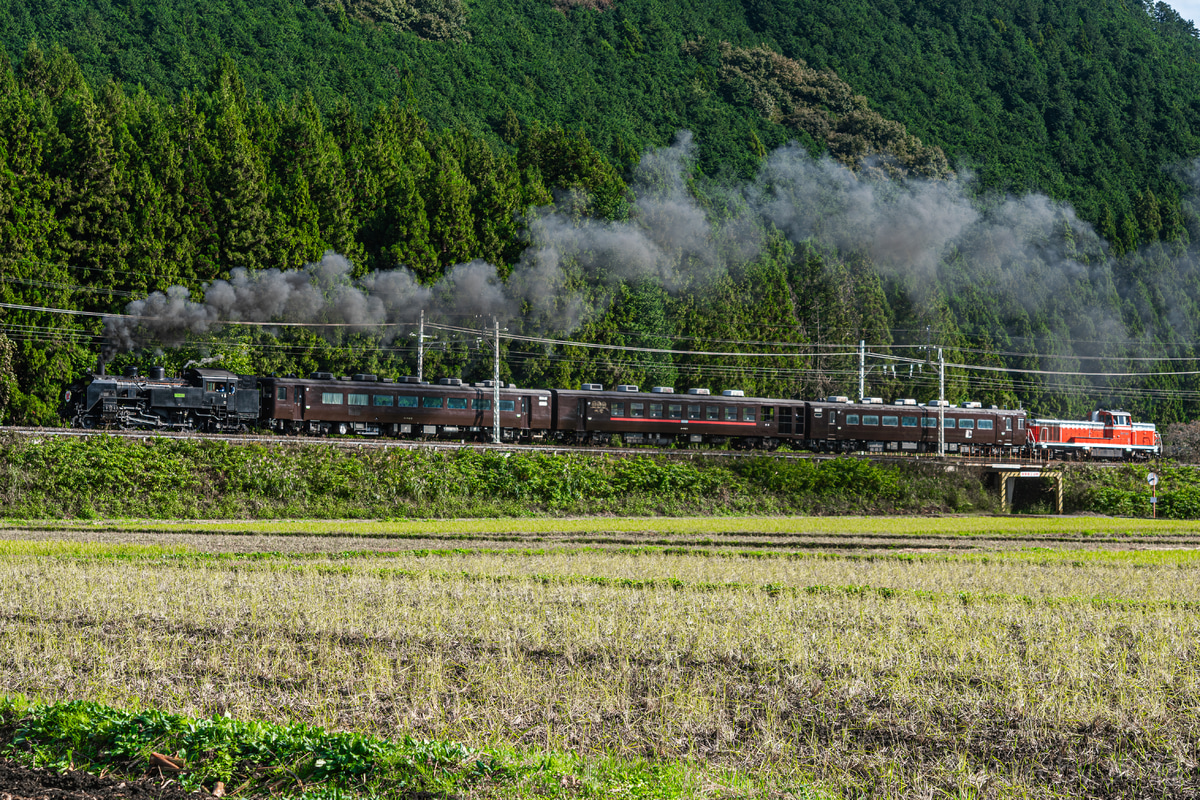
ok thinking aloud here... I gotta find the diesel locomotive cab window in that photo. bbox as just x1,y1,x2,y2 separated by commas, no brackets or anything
978,419,994,430
499,400,516,412
373,395,394,407
743,408,756,422
959,418,975,429
349,393,369,406
612,402,624,417
448,398,468,410
846,414,859,425
688,405,702,419
863,415,880,426
472,399,491,410
321,392,343,405
707,406,719,420
650,403,664,419
630,403,645,418
725,407,738,421
882,416,899,427
422,397,443,408
668,404,682,419
396,395,418,407
276,387,288,401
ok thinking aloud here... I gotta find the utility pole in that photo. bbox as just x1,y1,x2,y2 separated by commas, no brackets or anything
493,317,501,445
859,339,865,401
938,347,945,457
417,309,425,383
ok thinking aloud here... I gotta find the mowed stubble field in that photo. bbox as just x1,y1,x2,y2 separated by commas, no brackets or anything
1,516,1198,799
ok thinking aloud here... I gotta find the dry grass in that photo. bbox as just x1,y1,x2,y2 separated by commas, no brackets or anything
0,523,1197,798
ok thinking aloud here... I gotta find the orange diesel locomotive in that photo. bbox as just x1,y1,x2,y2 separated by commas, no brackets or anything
1029,410,1160,460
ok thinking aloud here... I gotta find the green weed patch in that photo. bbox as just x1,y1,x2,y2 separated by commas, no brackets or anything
0,697,788,799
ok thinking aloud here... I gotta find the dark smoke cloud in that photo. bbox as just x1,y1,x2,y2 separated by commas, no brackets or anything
106,253,528,356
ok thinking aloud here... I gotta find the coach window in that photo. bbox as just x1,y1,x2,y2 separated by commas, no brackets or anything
349,393,369,406
902,416,918,428
959,418,975,429
1018,418,1025,429
743,407,756,422
499,400,516,412
649,403,664,419
725,406,738,421
276,386,288,401
321,392,343,405
373,395,394,407
943,418,956,428
863,415,879,426
688,405,702,420
612,402,624,417
763,407,774,423
668,404,682,419
706,406,720,420
922,417,937,428
447,398,468,410
846,414,859,425
393,395,416,407
978,419,994,430
882,415,899,427
422,397,443,408
472,399,491,410
1005,418,1012,431
630,403,645,418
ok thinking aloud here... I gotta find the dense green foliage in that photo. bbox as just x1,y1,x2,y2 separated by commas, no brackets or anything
1065,461,1200,518
5,0,1200,218
0,435,996,517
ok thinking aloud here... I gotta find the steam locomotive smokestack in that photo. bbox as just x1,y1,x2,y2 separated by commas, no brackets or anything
97,353,106,376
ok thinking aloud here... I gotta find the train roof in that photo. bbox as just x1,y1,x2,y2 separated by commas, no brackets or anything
188,368,240,380
264,374,551,393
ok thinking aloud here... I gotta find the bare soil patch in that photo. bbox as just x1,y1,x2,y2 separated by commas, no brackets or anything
0,759,196,799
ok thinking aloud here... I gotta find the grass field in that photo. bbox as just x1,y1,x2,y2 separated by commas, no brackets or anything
1,516,1197,798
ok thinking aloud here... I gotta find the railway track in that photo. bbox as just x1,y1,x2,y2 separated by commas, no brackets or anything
0,425,1066,468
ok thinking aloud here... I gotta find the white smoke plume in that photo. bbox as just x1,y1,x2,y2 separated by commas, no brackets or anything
108,130,1154,358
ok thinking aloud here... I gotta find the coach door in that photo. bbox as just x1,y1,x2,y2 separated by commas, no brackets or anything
521,396,532,433
297,387,307,420
577,399,587,432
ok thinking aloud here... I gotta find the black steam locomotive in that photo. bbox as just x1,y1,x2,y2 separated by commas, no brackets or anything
66,367,259,431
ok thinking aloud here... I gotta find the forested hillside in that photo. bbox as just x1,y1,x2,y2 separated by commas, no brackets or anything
2,0,1200,425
